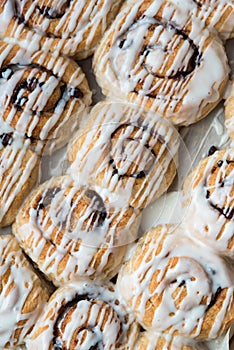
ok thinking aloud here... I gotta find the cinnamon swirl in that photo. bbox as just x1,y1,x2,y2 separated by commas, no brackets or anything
0,0,123,59
0,234,49,349
93,0,229,126
68,101,179,209
117,224,234,340
0,40,91,154
13,175,141,286
26,281,139,350
183,149,234,259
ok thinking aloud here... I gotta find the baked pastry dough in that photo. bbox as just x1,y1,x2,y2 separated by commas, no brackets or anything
26,281,139,350
0,0,123,59
0,131,40,227
0,235,49,349
189,0,234,39
13,175,141,286
93,0,229,126
68,101,179,209
225,81,234,143
183,149,234,259
135,331,208,350
0,40,91,154
117,224,234,340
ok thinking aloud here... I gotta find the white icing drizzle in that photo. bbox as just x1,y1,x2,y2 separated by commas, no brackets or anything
182,149,234,259
68,101,179,209
0,0,122,58
0,235,48,348
135,331,208,350
26,281,138,350
117,225,234,339
0,40,91,154
13,175,141,286
0,132,39,226
93,0,229,126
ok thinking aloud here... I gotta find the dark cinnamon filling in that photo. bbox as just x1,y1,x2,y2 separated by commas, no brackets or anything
53,294,101,350
0,64,84,117
117,16,201,85
36,187,61,216
0,133,13,147
109,123,158,179
36,1,72,20
205,160,234,220
206,287,222,311
83,190,107,230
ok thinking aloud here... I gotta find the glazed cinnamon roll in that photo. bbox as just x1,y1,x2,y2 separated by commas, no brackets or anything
0,130,40,227
0,40,91,154
225,81,234,143
183,149,234,259
68,101,179,209
13,175,141,286
26,281,139,350
0,235,49,349
135,331,208,350
117,224,234,340
0,0,123,59
93,0,229,126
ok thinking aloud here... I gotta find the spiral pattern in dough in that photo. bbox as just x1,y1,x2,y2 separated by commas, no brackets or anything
117,225,234,339
93,0,229,126
26,281,138,350
13,175,141,286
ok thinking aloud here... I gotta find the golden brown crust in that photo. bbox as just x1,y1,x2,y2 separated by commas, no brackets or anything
135,331,208,350
0,235,49,349
13,175,141,286
68,101,179,209
0,142,40,228
117,224,234,340
225,81,234,142
182,149,234,258
0,40,91,154
0,0,123,59
26,281,139,350
93,0,229,126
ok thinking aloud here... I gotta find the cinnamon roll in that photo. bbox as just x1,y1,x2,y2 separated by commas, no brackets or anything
225,81,234,143
68,101,179,209
0,40,91,154
0,0,123,59
0,131,40,227
117,224,234,340
135,331,208,350
0,234,49,349
13,175,141,286
93,0,229,126
182,149,234,259
26,281,139,350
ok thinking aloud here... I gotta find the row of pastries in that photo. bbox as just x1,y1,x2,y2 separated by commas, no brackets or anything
0,0,234,349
